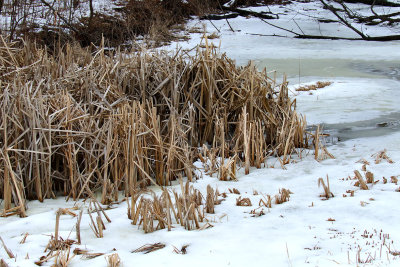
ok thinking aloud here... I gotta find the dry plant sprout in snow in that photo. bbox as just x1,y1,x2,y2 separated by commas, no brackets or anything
106,253,121,267
318,175,334,199
274,188,292,204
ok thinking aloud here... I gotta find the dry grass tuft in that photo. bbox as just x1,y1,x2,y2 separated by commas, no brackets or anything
128,182,221,232
354,170,369,190
391,176,399,185
312,126,334,161
365,171,374,184
236,196,252,206
206,185,215,214
73,248,104,259
356,158,370,165
373,150,394,164
318,175,334,199
229,188,241,195
259,194,272,208
106,253,121,267
53,247,75,267
173,244,189,254
274,188,292,204
295,81,332,92
0,259,8,267
296,81,332,92
132,243,166,254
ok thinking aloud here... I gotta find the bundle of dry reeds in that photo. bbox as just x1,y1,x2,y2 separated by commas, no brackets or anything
0,37,307,216
128,181,215,232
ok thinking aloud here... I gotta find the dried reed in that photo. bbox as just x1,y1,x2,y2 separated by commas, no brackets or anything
0,237,14,259
354,170,369,190
0,259,8,267
73,248,104,259
274,188,292,204
0,38,307,213
318,175,334,199
132,243,166,254
365,172,374,184
106,253,120,267
374,150,394,164
236,196,252,206
53,247,74,267
173,244,189,254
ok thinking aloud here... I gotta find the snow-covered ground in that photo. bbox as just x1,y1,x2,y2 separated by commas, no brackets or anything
1,1,400,266
1,127,400,267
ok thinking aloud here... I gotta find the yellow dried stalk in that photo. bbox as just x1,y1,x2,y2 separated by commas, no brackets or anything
365,171,374,184
54,247,75,267
173,244,189,254
96,216,104,238
354,170,369,190
0,237,14,259
259,194,272,208
73,248,104,259
76,210,83,244
106,253,121,267
229,188,241,194
218,155,237,181
318,175,334,199
19,233,29,244
0,259,9,267
236,197,252,206
132,243,166,254
274,188,293,204
374,150,394,164
356,158,370,165
206,185,215,214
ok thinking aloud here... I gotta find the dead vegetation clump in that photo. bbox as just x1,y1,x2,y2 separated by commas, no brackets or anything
295,81,332,92
0,259,8,267
0,38,307,215
228,188,241,195
311,125,335,162
259,194,272,208
73,248,104,259
274,188,292,204
318,175,334,199
373,150,394,164
128,181,222,232
365,171,374,184
236,196,252,206
105,253,120,267
0,237,14,259
173,244,189,254
354,170,369,190
132,242,166,254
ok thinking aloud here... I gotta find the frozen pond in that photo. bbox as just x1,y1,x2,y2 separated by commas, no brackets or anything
256,58,400,80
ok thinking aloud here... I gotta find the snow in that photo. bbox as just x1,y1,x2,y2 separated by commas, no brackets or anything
2,0,400,266
293,78,400,125
1,131,400,266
